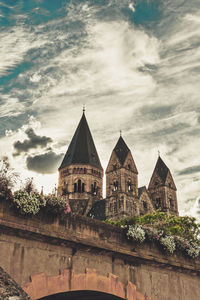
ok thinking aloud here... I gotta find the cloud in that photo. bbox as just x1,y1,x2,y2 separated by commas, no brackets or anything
178,165,200,176
13,128,52,155
26,151,63,174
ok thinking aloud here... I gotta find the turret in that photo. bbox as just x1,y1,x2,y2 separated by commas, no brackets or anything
105,136,139,219
58,111,103,214
148,156,178,215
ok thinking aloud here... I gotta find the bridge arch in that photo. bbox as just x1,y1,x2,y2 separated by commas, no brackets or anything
22,268,151,300
39,290,125,300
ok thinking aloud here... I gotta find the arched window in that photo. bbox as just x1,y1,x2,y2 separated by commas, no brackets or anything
169,196,173,208
74,183,77,192
113,181,118,191
78,179,82,192
155,198,161,208
127,180,131,191
82,183,85,192
91,182,98,195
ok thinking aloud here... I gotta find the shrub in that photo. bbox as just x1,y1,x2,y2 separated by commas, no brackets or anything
127,225,145,243
160,235,176,254
13,190,41,215
0,157,18,200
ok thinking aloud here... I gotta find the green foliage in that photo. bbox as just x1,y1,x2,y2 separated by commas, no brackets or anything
0,157,18,200
106,210,200,258
43,194,66,215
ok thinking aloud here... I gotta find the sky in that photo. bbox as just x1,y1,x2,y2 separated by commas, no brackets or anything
0,0,200,218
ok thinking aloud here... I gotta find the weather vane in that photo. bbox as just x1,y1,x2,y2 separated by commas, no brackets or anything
83,105,85,113
120,130,122,137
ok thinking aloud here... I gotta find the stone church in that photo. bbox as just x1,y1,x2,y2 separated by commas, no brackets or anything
58,111,178,220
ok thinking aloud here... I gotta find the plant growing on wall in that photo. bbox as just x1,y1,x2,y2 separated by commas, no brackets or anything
13,190,42,215
0,157,18,200
106,210,200,258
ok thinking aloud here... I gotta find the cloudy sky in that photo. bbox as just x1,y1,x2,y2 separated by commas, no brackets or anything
0,0,200,217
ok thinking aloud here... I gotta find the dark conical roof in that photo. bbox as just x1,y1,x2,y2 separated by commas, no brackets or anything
113,136,130,165
154,156,169,183
59,112,102,170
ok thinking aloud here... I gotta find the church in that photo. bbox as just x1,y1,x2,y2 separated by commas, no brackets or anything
57,111,179,220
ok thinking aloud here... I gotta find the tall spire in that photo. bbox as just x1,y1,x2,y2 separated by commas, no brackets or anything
153,156,169,184
59,112,102,170
113,136,130,165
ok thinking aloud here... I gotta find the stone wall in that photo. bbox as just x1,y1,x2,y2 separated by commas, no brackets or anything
0,200,200,300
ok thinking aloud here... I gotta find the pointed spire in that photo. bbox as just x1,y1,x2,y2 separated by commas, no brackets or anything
113,136,130,165
59,112,102,170
153,156,169,184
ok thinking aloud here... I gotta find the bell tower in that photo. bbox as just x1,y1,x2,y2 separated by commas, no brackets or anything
58,111,103,214
105,136,139,219
148,156,178,215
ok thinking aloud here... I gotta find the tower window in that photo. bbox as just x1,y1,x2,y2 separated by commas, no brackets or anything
74,183,77,192
113,164,117,171
82,183,85,192
78,179,82,192
154,181,158,186
155,198,161,208
169,196,173,208
91,181,98,195
113,181,118,191
127,180,132,191
128,164,131,170
168,183,171,188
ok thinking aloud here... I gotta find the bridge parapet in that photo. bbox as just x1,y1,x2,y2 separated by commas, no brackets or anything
0,200,200,300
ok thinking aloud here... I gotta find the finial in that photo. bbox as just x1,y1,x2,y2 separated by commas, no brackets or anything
120,130,122,137
158,150,160,157
83,105,85,113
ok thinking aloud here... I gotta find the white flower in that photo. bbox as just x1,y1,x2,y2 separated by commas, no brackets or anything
127,225,145,243
160,235,176,254
186,242,200,258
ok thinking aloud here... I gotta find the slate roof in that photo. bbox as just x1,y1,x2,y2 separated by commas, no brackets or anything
113,136,130,165
154,156,169,183
138,186,146,197
87,199,106,221
59,112,102,170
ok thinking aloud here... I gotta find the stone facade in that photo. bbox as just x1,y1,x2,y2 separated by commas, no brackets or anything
58,112,178,220
0,201,199,300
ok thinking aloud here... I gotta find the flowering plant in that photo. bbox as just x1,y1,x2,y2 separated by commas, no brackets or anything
13,190,41,215
160,235,176,254
127,225,145,243
107,210,200,259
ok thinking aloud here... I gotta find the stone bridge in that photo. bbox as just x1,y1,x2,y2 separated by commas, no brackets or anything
0,200,200,300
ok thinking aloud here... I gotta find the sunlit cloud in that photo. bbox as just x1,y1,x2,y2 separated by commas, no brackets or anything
0,0,200,216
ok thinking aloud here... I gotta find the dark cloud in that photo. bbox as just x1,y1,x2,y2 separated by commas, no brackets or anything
13,128,52,155
178,165,200,176
139,104,175,121
26,151,64,174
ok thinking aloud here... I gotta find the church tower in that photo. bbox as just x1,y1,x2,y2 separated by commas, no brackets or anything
148,156,178,215
58,111,103,215
105,136,139,220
